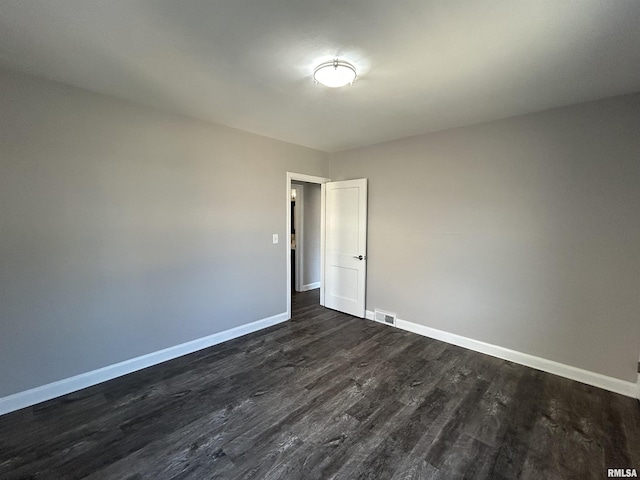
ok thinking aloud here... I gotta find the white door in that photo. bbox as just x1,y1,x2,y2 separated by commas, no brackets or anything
324,179,368,317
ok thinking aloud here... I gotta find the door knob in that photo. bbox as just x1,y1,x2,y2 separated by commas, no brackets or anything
353,255,366,260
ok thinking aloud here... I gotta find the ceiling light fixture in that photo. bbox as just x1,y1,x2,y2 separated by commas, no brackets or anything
313,59,357,88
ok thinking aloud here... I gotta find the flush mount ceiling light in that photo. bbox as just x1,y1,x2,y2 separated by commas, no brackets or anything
313,59,357,87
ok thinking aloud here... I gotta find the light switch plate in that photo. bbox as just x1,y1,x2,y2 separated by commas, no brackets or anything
272,234,278,244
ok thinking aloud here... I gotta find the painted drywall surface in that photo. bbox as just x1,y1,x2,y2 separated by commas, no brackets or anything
0,69,328,397
302,183,321,287
330,93,640,383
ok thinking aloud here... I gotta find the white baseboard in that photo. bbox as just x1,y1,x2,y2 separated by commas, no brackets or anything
0,312,289,416
365,310,636,398
300,282,321,292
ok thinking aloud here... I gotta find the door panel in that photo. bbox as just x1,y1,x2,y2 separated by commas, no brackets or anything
324,179,367,317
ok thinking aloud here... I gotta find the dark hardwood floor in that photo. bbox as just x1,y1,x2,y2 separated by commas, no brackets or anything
1,289,639,479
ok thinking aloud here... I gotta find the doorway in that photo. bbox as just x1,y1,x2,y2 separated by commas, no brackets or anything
286,172,330,320
286,172,369,320
291,182,322,293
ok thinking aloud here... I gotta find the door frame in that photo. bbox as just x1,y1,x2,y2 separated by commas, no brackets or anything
286,172,331,320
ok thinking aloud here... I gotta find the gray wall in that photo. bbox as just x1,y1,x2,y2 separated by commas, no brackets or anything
0,69,328,397
302,183,321,287
330,93,640,383
2,66,638,399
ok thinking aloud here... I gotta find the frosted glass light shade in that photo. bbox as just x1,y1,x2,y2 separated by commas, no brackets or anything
313,60,357,87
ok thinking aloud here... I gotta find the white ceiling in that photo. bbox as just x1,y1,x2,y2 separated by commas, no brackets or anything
1,1,639,152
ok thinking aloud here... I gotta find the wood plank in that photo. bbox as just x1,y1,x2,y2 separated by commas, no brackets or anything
1,289,639,480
